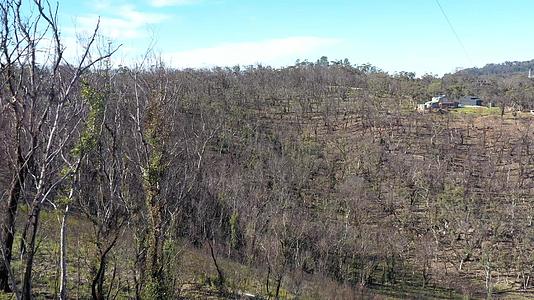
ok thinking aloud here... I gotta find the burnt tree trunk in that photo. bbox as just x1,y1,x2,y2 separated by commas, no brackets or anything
275,274,283,300
21,204,41,300
0,147,24,292
91,234,119,300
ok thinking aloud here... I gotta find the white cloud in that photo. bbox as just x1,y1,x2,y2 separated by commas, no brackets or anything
61,4,169,65
59,32,138,68
150,0,200,7
88,0,112,11
71,5,169,40
163,36,341,68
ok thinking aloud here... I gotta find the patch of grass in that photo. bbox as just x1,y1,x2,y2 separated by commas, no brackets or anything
371,283,462,300
451,106,501,116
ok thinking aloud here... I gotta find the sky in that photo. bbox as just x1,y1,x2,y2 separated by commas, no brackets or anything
55,0,534,76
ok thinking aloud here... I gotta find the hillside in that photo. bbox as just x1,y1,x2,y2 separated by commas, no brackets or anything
3,3,534,297
456,59,534,77
3,60,534,299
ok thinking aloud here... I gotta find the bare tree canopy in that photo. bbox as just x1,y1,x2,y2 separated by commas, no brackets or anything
2,1,534,299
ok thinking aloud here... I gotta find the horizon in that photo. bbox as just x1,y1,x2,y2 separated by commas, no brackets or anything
56,0,534,76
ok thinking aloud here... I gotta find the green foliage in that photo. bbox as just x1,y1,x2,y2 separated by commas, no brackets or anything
435,184,471,227
214,131,231,154
452,106,501,115
142,276,173,300
142,240,180,300
317,56,329,66
143,240,179,299
300,136,322,157
142,150,165,189
229,211,239,249
437,184,465,208
458,59,534,76
446,84,469,100
141,93,169,193
55,194,72,206
72,81,105,157
427,80,442,96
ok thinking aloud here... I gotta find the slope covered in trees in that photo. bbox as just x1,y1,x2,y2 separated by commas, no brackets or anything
457,59,534,76
3,2,534,299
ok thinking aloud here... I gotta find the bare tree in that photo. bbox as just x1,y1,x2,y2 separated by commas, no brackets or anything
0,0,117,297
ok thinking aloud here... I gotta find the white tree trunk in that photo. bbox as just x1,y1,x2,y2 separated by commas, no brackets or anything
59,204,69,300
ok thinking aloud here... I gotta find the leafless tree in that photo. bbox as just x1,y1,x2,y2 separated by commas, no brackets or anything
0,0,117,297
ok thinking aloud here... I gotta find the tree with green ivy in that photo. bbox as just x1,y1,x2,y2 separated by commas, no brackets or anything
136,83,173,299
57,80,105,300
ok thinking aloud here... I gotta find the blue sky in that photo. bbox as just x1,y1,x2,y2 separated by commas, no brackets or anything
59,0,534,75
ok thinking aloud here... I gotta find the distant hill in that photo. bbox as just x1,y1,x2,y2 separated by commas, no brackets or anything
456,59,534,76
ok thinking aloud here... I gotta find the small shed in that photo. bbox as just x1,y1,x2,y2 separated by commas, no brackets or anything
459,96,483,106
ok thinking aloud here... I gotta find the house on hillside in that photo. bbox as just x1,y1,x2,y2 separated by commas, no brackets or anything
458,96,483,107
417,95,458,112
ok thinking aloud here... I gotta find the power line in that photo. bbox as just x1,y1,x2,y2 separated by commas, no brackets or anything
435,0,472,64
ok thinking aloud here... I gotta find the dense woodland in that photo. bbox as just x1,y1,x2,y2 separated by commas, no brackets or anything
458,59,534,77
3,1,534,299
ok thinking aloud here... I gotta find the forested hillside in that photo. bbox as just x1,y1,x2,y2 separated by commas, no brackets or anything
457,59,534,77
3,2,534,299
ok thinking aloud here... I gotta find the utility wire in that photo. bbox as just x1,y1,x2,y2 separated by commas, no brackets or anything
435,0,472,64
